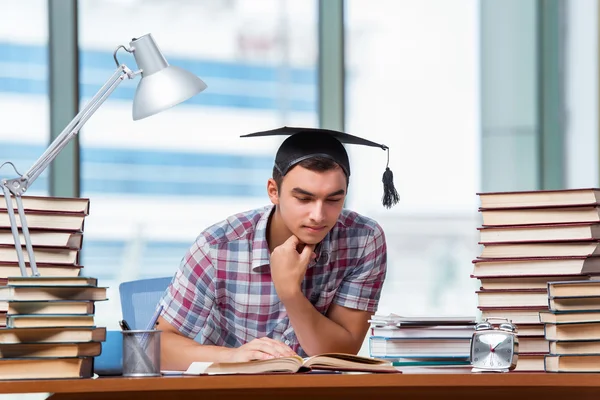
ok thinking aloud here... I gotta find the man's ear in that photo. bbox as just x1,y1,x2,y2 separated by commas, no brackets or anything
267,178,280,205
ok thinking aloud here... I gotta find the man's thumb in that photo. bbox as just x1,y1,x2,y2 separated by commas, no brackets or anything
285,234,300,247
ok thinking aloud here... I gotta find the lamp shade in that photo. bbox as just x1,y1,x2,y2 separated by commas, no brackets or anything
129,34,207,121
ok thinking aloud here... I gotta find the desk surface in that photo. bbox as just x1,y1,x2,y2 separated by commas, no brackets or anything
1,373,600,400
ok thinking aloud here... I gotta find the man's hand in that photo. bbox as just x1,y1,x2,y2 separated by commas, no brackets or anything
225,338,297,362
270,235,315,300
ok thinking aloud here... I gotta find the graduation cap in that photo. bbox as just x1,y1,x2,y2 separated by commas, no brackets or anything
241,126,399,208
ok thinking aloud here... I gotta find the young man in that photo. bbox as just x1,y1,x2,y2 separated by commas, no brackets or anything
157,127,399,370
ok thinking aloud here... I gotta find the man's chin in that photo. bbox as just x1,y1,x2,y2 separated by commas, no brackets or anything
295,231,326,245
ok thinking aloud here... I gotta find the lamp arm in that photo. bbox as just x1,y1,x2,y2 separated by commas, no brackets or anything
1,184,29,277
3,65,137,197
0,63,137,277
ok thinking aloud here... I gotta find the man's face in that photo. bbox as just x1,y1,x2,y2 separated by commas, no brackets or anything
269,165,347,245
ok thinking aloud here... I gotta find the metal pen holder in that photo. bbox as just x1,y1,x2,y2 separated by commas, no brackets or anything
121,330,161,377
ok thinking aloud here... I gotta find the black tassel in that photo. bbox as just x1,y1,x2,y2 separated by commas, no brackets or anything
382,167,399,209
381,147,399,208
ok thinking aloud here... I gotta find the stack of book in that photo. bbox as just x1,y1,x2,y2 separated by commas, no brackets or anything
541,280,600,372
368,314,475,372
0,195,107,380
472,188,600,371
0,195,90,327
0,276,107,379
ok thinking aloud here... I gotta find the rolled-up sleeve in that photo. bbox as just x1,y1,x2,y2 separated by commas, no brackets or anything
159,237,215,339
333,224,387,312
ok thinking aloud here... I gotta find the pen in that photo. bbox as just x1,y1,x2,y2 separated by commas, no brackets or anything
119,317,155,374
140,305,163,348
119,319,132,331
145,305,163,331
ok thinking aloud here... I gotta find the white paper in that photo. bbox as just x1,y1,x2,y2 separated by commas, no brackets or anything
183,362,214,375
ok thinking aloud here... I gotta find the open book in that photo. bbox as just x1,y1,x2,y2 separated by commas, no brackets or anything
183,353,399,375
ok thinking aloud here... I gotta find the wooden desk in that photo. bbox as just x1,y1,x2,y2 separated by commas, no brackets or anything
0,373,599,400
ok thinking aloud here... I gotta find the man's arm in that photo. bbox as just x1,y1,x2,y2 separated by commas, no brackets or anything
158,238,221,370
159,316,295,370
270,228,387,356
159,239,296,371
279,293,371,355
159,315,233,369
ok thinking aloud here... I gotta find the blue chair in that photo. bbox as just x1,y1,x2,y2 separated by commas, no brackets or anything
94,277,171,376
119,276,172,330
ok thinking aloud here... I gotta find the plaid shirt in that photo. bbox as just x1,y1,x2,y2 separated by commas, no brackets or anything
159,205,387,357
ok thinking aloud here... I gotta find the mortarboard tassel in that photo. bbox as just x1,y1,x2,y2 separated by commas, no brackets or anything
381,147,399,209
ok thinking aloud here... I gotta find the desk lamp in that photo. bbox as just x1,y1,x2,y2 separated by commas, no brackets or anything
0,33,207,277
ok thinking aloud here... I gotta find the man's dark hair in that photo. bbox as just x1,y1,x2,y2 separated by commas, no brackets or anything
272,156,349,191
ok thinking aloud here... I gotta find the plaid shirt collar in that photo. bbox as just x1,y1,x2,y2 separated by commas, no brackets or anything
251,205,334,272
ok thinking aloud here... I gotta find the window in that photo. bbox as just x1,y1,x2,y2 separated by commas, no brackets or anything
0,1,49,195
345,0,480,320
78,0,318,328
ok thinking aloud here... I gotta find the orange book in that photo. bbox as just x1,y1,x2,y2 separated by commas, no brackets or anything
0,195,90,215
0,286,107,302
0,327,106,344
0,230,83,249
478,223,600,243
472,256,600,277
0,210,85,232
0,246,79,265
476,289,548,308
0,263,82,278
0,357,93,380
0,342,101,358
6,314,95,328
480,206,600,227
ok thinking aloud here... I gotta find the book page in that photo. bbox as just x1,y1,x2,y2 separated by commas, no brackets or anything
184,362,213,375
184,356,304,375
304,353,387,366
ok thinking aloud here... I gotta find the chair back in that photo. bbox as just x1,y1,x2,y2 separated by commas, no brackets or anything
119,276,172,330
